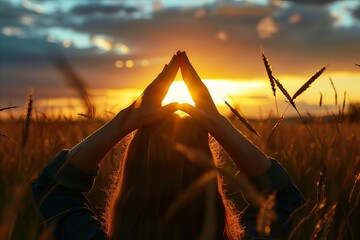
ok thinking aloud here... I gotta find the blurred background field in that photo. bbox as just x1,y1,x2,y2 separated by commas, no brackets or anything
0,99,359,239
1,0,360,239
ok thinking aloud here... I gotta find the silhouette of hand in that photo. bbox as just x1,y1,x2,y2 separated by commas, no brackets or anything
123,54,180,132
178,52,222,131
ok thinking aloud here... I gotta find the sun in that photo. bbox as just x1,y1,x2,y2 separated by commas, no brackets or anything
162,79,263,106
162,81,195,106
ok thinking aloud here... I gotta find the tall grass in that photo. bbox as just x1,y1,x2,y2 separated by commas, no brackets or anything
0,53,359,239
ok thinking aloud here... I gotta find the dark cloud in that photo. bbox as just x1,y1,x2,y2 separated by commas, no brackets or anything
286,0,338,5
352,4,360,20
62,4,360,76
274,4,336,31
70,4,138,16
0,1,37,26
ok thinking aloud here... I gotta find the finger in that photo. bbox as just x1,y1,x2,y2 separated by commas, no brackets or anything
181,53,208,92
179,103,205,122
158,102,180,116
154,54,178,85
179,53,212,101
160,54,180,90
151,54,179,99
143,102,180,125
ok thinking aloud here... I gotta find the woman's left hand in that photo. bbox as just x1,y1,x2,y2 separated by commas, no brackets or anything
120,54,180,134
67,53,180,170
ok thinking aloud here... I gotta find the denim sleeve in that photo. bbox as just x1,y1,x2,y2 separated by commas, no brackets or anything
241,158,304,239
32,150,107,240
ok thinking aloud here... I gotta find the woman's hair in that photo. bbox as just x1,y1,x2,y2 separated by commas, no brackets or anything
104,114,241,239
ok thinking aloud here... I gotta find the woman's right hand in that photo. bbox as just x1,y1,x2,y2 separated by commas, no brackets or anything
178,51,271,178
178,52,223,132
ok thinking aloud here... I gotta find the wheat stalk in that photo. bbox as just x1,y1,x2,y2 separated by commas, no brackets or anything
261,50,276,97
266,103,290,142
22,91,33,148
292,66,326,101
329,77,338,106
261,49,279,117
338,91,347,123
49,50,96,118
174,143,266,208
0,106,18,112
317,169,326,204
341,91,346,119
224,100,260,138
319,92,323,107
164,170,217,220
272,77,296,108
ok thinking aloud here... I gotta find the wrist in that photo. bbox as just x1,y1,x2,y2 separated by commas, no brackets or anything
208,113,229,136
112,107,133,139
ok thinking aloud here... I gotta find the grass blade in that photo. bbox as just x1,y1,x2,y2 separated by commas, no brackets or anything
49,49,96,118
0,106,18,112
261,50,276,97
164,170,217,220
272,77,296,108
292,66,326,101
329,77,338,106
22,92,33,148
339,91,346,123
224,100,260,137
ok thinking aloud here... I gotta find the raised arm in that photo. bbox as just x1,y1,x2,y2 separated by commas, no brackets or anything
178,52,270,178
32,54,181,240
67,54,180,170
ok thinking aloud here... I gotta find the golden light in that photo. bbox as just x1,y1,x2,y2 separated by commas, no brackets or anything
162,80,264,106
115,60,123,68
257,17,279,39
162,81,194,105
62,40,72,48
114,43,129,54
2,27,23,37
125,60,135,68
139,59,150,67
217,31,228,41
22,0,44,14
92,36,112,51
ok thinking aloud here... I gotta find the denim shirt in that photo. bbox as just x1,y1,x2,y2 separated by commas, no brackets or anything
32,150,303,240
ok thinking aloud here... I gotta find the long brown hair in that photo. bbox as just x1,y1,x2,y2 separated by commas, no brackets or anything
104,114,241,239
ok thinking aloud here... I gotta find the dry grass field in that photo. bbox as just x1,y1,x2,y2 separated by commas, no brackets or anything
0,55,359,239
0,104,359,239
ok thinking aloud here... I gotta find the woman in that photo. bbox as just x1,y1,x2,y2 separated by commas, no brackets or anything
32,51,303,239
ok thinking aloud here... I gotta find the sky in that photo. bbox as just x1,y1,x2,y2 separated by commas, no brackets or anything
1,0,360,118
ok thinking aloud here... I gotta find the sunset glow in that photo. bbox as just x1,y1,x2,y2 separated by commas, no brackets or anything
1,0,360,120
162,80,264,106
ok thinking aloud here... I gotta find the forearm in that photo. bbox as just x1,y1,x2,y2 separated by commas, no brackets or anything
210,115,271,178
67,108,130,170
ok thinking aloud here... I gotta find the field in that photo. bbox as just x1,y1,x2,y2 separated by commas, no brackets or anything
0,103,359,239
1,53,359,239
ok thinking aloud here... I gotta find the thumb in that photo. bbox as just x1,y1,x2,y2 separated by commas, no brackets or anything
179,103,203,121
158,102,180,116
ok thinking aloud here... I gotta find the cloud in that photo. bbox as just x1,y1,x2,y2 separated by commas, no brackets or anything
274,4,336,31
286,0,338,5
1,0,360,107
70,4,138,16
257,16,279,38
214,3,278,17
352,4,360,20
